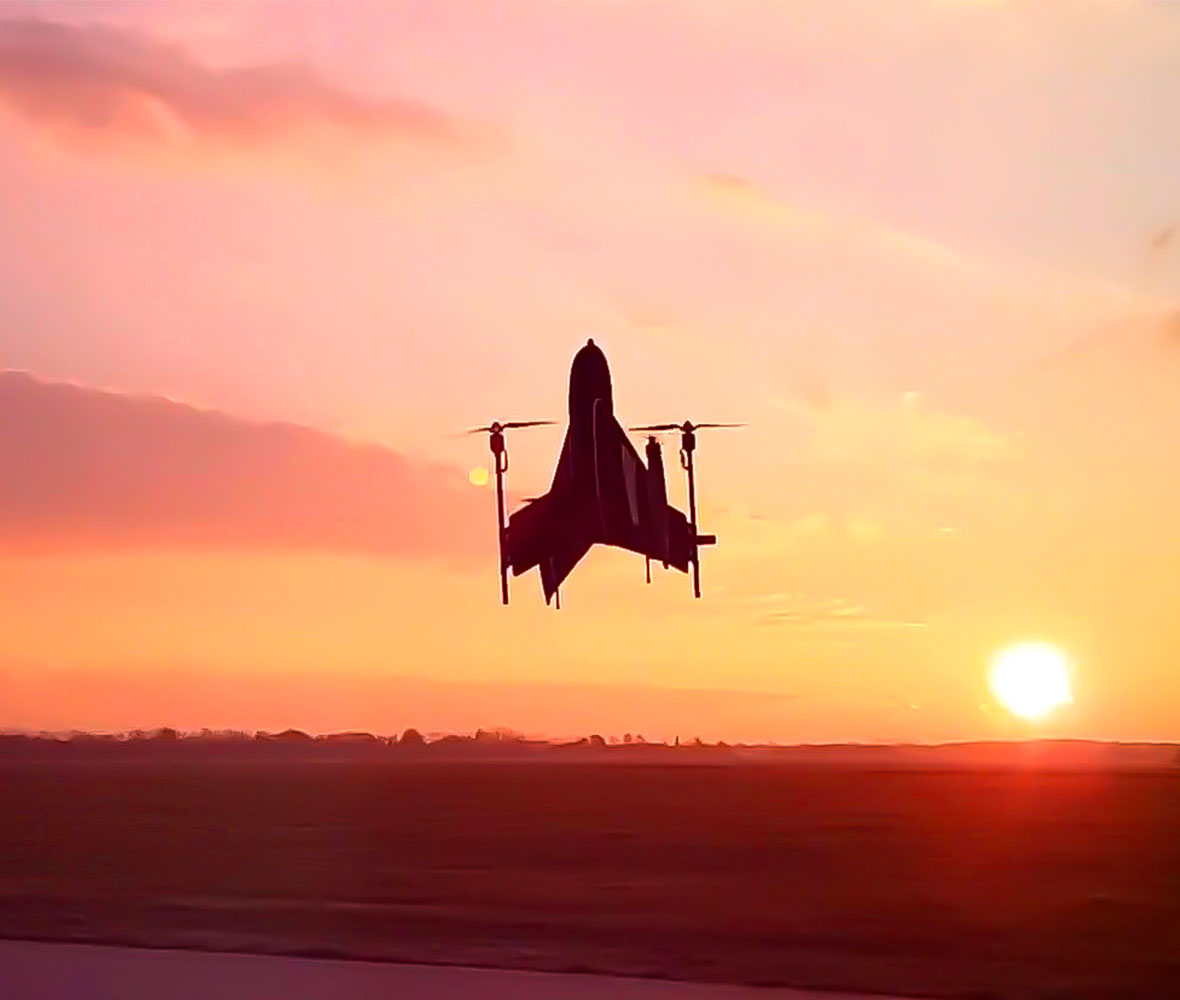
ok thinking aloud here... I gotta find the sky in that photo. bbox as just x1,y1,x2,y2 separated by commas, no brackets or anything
1,0,1178,743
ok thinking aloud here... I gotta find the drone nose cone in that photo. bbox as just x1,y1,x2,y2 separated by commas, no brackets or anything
569,338,613,418
573,339,606,364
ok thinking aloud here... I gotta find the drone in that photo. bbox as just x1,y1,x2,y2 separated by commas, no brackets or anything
469,339,740,606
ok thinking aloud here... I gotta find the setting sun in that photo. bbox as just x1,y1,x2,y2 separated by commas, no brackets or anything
989,643,1074,720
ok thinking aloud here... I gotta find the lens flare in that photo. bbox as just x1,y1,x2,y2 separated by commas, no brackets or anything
989,642,1073,720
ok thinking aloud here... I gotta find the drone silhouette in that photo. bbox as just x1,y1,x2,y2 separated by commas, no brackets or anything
470,339,740,606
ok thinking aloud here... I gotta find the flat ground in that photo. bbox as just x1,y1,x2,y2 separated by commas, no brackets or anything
0,940,913,1000
1,761,1178,999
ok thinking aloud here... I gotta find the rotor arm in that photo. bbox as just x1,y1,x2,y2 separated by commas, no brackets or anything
467,420,555,605
629,420,743,599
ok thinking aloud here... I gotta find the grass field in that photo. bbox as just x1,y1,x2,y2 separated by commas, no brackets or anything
2,760,1178,999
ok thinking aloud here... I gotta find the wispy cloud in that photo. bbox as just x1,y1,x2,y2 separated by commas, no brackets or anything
0,18,465,154
769,391,1016,470
757,593,926,632
699,172,972,278
0,666,800,741
1029,308,1180,377
0,371,489,564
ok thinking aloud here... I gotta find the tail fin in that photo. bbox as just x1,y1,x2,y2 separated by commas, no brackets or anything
504,490,598,602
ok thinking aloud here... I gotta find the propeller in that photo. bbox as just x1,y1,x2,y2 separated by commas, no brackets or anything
467,420,554,607
630,421,745,432
467,420,555,434
628,421,741,600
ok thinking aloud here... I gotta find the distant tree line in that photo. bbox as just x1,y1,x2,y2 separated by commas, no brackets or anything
1,731,1177,769
0,727,706,761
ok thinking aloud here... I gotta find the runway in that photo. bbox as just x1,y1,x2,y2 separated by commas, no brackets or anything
0,940,916,1000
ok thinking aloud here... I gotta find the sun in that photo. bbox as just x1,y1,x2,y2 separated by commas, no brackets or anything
989,642,1073,720
468,466,490,487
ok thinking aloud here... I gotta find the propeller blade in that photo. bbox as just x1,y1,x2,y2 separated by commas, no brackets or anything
630,422,745,432
466,420,554,434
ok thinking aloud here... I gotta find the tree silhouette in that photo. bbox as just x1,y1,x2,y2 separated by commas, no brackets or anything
399,727,425,747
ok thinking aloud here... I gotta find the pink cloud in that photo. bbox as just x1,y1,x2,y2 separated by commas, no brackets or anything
0,18,463,151
0,371,490,564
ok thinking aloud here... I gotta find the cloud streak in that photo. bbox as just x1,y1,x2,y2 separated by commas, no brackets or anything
0,18,463,152
1029,307,1180,377
699,172,973,278
0,371,489,563
0,667,801,743
757,594,926,632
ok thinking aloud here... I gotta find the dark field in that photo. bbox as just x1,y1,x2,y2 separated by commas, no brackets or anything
2,761,1178,999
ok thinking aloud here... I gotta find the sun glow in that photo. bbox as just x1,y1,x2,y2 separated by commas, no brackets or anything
989,642,1073,720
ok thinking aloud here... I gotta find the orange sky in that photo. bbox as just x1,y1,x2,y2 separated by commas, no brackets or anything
1,1,1178,742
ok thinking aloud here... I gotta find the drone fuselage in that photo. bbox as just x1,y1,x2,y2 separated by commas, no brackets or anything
500,340,697,604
